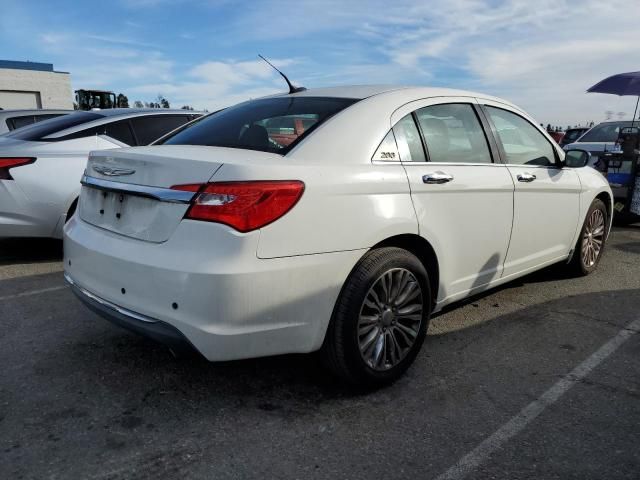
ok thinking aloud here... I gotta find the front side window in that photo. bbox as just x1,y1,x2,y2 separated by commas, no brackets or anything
486,107,556,166
161,97,358,154
415,103,492,164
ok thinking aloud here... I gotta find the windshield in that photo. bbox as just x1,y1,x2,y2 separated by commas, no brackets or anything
579,121,638,143
563,129,587,143
4,111,104,141
161,96,358,154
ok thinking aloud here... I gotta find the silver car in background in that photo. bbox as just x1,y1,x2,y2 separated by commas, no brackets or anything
563,120,637,167
0,109,202,239
0,109,73,135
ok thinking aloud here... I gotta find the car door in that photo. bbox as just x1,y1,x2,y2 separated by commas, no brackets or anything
390,99,514,303
481,101,581,277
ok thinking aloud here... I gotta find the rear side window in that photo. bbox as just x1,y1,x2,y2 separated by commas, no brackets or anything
57,119,136,145
7,115,37,130
161,97,359,154
415,104,492,164
131,115,193,145
4,112,104,141
393,114,426,162
6,114,66,131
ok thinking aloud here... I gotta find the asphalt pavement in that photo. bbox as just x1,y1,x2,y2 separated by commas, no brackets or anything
1,226,639,479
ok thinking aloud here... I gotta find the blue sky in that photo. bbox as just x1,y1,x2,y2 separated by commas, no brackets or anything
2,0,640,125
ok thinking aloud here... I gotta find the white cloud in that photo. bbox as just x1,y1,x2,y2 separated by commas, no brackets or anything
11,0,640,123
127,58,296,110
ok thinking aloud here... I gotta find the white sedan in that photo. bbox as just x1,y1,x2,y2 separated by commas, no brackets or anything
0,109,201,238
64,86,612,387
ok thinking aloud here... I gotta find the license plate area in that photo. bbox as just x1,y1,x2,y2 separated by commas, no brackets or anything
79,186,189,242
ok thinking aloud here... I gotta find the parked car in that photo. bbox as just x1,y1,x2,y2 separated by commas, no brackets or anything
559,127,589,148
0,109,202,239
547,130,564,144
64,86,612,387
0,109,72,135
563,120,638,166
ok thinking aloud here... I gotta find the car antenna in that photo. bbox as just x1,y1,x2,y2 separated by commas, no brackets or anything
258,54,306,94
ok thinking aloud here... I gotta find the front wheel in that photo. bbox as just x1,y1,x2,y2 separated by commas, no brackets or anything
568,198,608,276
322,247,431,388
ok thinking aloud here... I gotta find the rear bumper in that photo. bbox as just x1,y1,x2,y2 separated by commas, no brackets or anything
65,273,197,355
64,216,365,361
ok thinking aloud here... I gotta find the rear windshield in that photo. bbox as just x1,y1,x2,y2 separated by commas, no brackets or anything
579,122,638,143
161,97,358,154
4,112,104,141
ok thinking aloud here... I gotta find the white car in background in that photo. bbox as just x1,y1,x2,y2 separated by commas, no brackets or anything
64,86,612,387
0,109,202,238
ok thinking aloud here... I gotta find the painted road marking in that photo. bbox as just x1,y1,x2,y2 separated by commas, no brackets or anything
0,285,67,302
435,318,640,480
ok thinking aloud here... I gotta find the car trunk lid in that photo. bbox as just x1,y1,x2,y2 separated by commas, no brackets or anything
79,145,283,242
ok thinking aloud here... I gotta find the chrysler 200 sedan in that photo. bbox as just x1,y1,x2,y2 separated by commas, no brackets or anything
64,86,612,387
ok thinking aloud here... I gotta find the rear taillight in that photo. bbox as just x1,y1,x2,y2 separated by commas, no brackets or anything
0,158,35,180
171,180,305,232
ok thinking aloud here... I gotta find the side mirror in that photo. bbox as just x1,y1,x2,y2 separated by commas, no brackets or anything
563,149,591,168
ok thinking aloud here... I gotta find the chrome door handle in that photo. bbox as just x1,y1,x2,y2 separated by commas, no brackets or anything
517,173,537,182
422,171,454,184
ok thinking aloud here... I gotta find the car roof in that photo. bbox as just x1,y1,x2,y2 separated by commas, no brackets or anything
90,108,204,117
0,109,73,116
277,84,511,104
594,120,638,125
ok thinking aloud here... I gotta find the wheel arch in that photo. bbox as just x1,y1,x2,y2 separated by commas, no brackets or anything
66,196,79,221
372,234,440,308
594,190,612,236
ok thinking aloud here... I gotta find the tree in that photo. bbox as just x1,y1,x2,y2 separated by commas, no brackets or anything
546,123,552,132
181,105,194,110
116,94,129,108
133,100,144,108
156,95,170,109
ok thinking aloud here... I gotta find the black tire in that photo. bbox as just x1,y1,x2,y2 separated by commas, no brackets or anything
321,247,431,388
568,198,608,276
65,198,78,223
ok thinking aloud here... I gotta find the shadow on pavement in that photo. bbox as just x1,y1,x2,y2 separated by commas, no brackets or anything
0,238,62,265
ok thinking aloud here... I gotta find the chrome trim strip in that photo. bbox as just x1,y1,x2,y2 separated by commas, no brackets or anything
64,272,158,324
81,175,195,204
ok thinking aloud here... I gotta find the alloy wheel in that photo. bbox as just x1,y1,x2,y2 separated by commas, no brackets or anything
582,208,605,268
357,268,423,371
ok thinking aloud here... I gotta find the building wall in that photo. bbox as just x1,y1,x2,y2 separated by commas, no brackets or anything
0,68,73,110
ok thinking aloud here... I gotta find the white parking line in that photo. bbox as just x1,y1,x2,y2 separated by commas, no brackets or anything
0,285,67,302
435,318,640,480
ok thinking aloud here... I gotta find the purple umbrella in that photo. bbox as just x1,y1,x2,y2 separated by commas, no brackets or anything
587,71,640,128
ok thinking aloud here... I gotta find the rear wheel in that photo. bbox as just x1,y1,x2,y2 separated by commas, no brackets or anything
322,247,431,388
568,199,608,276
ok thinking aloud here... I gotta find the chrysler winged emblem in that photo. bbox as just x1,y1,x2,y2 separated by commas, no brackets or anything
92,165,136,176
